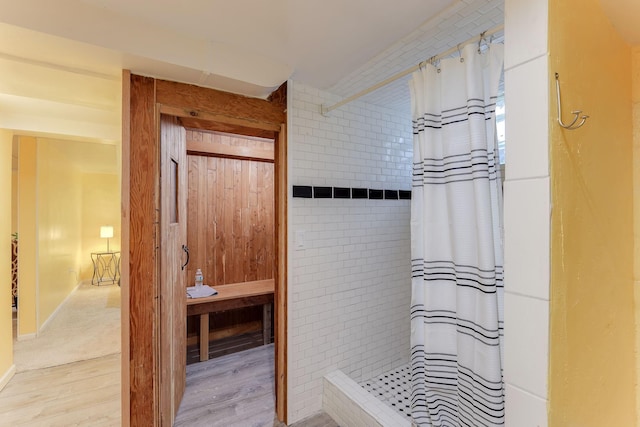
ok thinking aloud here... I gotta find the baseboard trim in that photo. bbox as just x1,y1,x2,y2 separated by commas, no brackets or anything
40,282,81,332
17,333,36,341
0,364,16,392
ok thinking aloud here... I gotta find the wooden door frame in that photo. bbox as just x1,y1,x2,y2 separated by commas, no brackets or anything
122,74,288,426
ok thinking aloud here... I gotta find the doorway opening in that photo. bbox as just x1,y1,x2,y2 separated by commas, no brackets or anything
2,134,122,426
11,135,121,370
125,75,288,425
184,129,276,363
169,127,279,426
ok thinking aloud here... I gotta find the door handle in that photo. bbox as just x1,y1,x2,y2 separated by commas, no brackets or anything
181,244,190,270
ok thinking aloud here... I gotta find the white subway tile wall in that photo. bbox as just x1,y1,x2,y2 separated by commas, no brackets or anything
503,178,550,300
503,0,550,425
288,81,413,422
505,384,549,427
504,56,550,181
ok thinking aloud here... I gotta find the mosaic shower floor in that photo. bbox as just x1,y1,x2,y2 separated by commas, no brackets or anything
360,364,412,420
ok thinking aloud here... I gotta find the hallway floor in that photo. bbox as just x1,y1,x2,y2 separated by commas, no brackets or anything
13,282,121,371
0,353,120,426
2,282,121,426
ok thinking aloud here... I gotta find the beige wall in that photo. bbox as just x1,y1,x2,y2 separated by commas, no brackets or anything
11,170,18,235
80,173,121,281
13,136,120,335
0,130,14,387
548,0,636,425
36,138,84,328
17,136,38,337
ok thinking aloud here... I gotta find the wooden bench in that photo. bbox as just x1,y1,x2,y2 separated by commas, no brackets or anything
186,279,275,362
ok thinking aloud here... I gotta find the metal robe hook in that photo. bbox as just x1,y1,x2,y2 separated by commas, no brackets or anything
555,73,589,130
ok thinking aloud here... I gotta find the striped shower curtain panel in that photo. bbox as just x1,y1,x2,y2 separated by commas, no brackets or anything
409,43,505,427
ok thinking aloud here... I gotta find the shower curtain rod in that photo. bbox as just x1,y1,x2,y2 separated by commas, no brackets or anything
321,23,505,116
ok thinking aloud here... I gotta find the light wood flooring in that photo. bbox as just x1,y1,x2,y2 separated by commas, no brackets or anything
2,283,121,426
0,353,120,426
2,326,334,426
176,344,339,427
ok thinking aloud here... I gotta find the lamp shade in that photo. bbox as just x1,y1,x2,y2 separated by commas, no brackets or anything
100,226,114,239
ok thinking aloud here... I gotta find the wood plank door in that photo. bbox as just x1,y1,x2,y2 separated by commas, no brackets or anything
159,114,187,425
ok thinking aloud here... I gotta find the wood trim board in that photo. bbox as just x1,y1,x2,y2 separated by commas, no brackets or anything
158,98,283,132
275,124,288,423
186,139,274,162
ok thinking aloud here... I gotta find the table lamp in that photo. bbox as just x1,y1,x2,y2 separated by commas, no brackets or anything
100,226,114,252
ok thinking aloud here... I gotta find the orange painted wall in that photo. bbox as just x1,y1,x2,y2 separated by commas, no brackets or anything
548,0,636,425
633,44,640,426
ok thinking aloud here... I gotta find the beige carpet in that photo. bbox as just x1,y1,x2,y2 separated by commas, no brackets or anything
13,282,121,372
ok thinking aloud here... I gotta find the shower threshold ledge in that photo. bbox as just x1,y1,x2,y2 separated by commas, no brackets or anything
323,370,413,427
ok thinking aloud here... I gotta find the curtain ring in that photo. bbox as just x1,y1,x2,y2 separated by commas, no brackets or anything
428,55,441,73
478,30,487,54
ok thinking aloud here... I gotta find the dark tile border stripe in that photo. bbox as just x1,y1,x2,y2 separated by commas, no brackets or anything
369,189,383,199
334,187,351,199
293,185,312,198
293,185,411,200
399,190,412,200
384,190,399,200
313,186,332,198
352,188,368,199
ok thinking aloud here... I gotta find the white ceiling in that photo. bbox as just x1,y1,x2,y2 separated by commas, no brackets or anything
2,0,639,152
0,0,509,147
77,0,459,90
0,0,510,115
3,0,639,177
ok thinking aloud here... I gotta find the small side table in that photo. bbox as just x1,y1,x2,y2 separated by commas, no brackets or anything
91,251,121,286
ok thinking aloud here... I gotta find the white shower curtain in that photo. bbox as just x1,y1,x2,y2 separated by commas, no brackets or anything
409,42,505,427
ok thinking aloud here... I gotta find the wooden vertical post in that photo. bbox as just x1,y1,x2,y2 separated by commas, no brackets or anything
127,74,159,426
200,314,209,362
275,124,288,423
